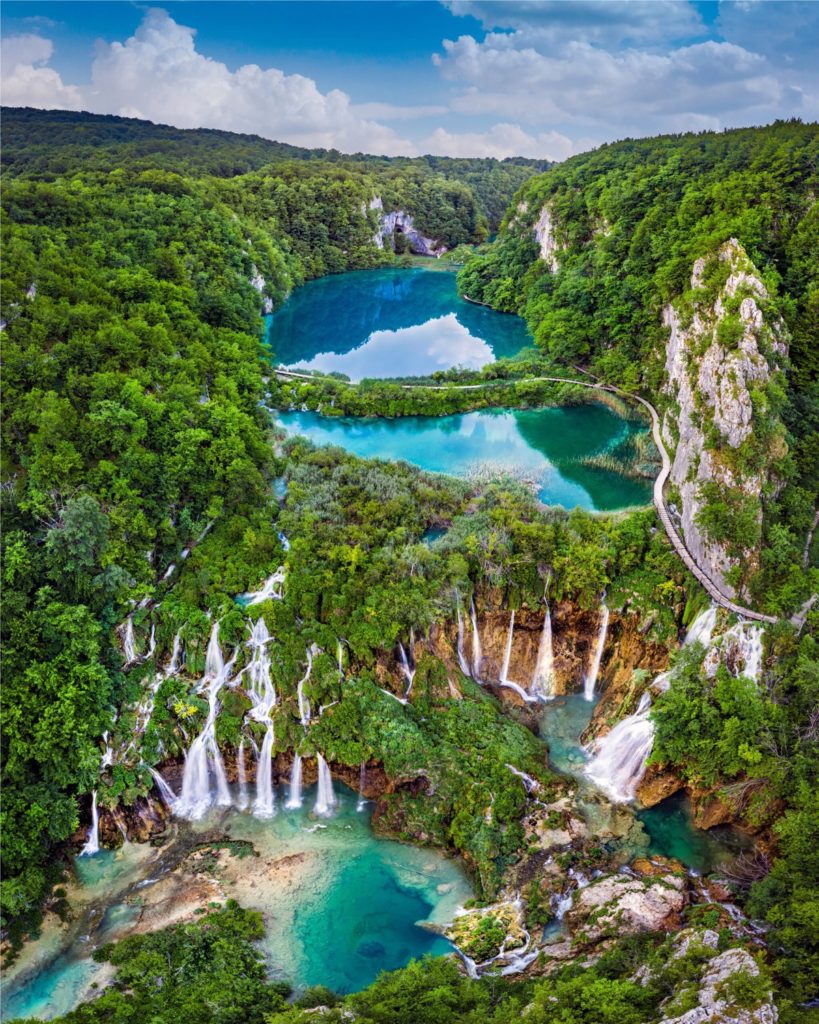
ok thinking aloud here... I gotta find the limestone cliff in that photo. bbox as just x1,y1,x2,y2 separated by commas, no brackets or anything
533,203,561,271
661,240,788,600
368,196,447,257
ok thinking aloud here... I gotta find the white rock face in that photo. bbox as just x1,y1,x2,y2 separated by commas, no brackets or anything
659,947,777,1024
534,204,560,271
249,266,273,314
567,871,687,942
661,239,787,598
369,195,447,256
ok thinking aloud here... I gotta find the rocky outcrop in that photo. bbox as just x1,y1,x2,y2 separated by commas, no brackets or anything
249,266,274,313
446,899,528,964
369,196,447,257
644,929,778,1024
661,239,788,599
566,868,688,944
534,204,560,271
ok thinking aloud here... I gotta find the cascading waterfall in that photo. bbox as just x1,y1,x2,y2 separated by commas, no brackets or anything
499,610,538,703
278,531,291,552
337,641,344,678
122,616,138,664
704,620,764,682
243,618,278,817
253,725,276,818
506,764,540,794
297,649,314,727
314,754,337,816
584,603,609,701
585,691,655,802
530,603,555,700
244,567,286,606
397,641,415,700
146,623,156,660
147,765,177,809
285,754,303,809
167,631,182,675
584,605,733,803
455,605,471,677
175,623,233,820
236,739,249,810
80,791,100,856
500,610,516,684
684,606,717,647
470,598,483,680
357,762,368,811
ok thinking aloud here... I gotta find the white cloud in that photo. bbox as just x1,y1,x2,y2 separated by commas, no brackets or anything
352,102,449,121
1,33,83,109
435,33,790,137
1,10,418,156
446,1,706,47
422,122,586,160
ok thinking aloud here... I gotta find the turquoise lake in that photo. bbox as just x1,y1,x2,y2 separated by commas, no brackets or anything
1,785,469,1020
278,406,652,511
266,267,533,379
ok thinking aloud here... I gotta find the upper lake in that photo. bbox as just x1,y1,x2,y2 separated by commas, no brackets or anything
266,267,532,380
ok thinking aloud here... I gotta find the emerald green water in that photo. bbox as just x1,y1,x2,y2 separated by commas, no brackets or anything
2,786,469,1020
538,695,750,875
278,406,651,511
266,268,532,379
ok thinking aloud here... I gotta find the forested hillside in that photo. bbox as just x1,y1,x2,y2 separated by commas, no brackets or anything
459,121,818,613
2,107,547,237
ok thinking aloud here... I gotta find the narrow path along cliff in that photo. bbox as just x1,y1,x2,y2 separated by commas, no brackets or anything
273,366,792,625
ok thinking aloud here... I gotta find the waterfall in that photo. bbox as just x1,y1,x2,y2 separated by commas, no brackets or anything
684,606,717,647
314,754,337,816
122,616,138,664
397,641,415,700
736,623,764,680
101,730,114,768
246,618,276,712
175,623,233,820
337,641,344,678
166,631,182,675
585,691,655,802
297,649,314,727
456,605,471,677
285,754,303,809
236,739,249,810
146,623,156,660
278,531,290,552
530,604,555,700
244,567,286,606
356,762,368,811
80,791,100,856
470,598,483,680
584,603,609,701
506,764,540,794
499,610,538,703
500,610,516,684
147,766,177,809
253,725,276,818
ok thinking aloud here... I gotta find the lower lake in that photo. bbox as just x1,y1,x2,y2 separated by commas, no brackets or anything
278,405,653,512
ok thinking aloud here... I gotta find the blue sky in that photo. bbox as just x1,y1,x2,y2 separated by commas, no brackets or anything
2,1,816,158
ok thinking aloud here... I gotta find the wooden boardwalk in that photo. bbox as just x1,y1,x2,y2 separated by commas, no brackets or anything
274,367,786,625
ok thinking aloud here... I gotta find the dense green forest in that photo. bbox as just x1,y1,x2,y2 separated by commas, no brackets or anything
2,107,547,238
2,111,817,1023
